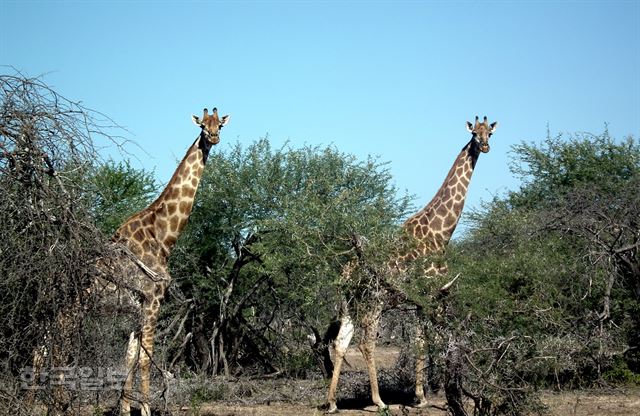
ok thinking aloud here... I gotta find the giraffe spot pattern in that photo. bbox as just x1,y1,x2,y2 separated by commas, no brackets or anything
182,187,196,198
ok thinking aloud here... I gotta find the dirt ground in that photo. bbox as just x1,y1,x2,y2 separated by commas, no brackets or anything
182,389,640,416
34,389,640,416
176,346,640,416
35,346,640,416
181,390,640,416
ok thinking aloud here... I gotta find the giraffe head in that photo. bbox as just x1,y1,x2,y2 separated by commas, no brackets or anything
466,116,497,153
192,107,230,145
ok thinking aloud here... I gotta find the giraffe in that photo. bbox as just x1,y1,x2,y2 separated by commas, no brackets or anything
326,116,497,413
111,107,229,415
33,108,229,416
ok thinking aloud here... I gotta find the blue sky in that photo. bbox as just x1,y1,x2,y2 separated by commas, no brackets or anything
1,0,639,236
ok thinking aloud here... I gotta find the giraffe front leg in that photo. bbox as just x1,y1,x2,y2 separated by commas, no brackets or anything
414,322,428,408
121,331,139,416
358,309,386,411
327,314,355,413
138,310,158,416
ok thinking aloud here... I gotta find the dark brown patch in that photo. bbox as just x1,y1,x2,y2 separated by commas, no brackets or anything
191,178,198,187
167,203,177,215
133,228,145,242
179,201,191,215
164,235,177,247
430,216,443,230
170,216,179,232
182,186,196,198
435,204,449,217
444,213,456,228
129,220,141,232
154,284,165,297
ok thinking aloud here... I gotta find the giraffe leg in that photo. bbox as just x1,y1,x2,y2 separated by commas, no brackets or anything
121,331,139,416
414,322,428,407
139,313,157,416
327,313,355,413
358,308,386,410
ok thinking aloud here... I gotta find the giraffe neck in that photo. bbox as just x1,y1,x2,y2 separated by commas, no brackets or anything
402,138,481,258
113,133,211,270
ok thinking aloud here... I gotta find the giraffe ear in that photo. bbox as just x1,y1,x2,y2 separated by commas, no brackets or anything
220,115,230,126
192,115,202,126
466,121,474,132
490,121,498,132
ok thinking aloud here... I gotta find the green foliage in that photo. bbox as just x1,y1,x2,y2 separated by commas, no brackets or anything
509,129,639,207
603,358,640,385
87,159,158,235
188,382,229,416
91,405,105,416
169,138,411,375
376,406,392,416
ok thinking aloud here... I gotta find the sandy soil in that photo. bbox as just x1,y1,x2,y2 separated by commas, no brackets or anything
184,390,640,416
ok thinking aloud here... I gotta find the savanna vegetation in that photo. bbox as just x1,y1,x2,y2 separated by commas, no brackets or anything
1,75,638,415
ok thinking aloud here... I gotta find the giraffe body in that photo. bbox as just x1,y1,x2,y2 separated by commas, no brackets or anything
326,117,497,412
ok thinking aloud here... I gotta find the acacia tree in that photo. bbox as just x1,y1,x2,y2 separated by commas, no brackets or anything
0,74,101,412
0,74,158,414
513,132,640,379
163,138,412,377
439,130,639,415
